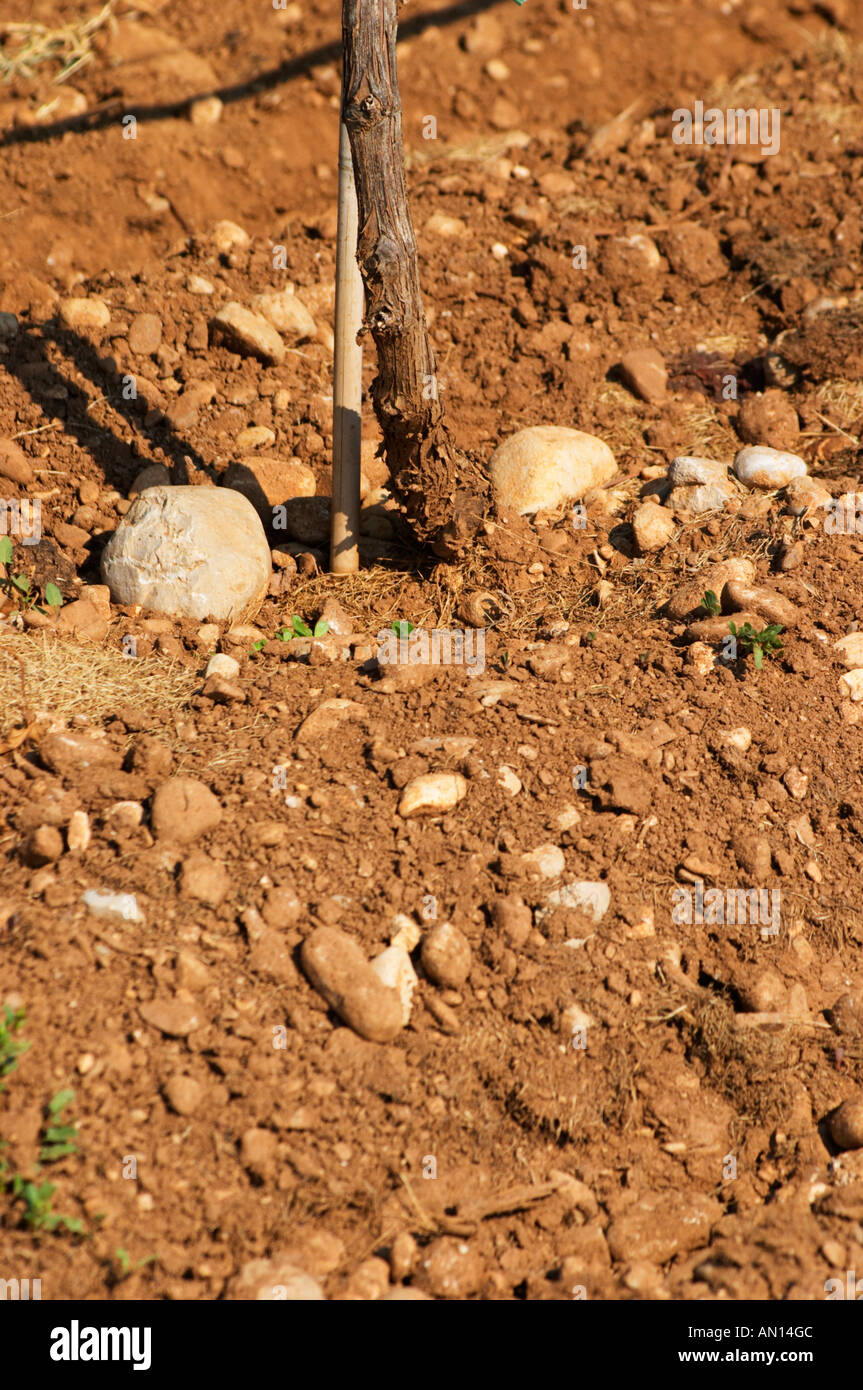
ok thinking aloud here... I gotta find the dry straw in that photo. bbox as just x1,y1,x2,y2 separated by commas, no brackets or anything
0,633,196,740
0,2,116,87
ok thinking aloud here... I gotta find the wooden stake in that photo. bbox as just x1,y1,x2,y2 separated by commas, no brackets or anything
331,120,363,574
341,0,484,558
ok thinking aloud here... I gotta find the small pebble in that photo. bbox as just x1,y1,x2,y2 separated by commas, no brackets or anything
421,922,472,988
719,727,752,753
139,996,202,1038
212,302,285,364
521,844,565,880
398,772,467,819
205,652,240,680
190,95,223,126
785,475,831,515
210,220,250,254
834,634,863,669
544,880,610,925
830,1095,863,1151
164,1074,204,1116
632,501,676,552
734,445,807,490
66,810,91,853
82,889,144,924
839,669,863,702
59,297,110,331
425,213,467,238
370,945,417,1024
151,778,222,844
301,926,404,1042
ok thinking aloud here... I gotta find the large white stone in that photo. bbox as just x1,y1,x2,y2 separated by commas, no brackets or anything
734,445,806,490
489,426,616,514
101,486,271,622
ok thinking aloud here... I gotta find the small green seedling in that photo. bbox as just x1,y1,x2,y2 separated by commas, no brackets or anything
281,615,329,640
702,589,721,617
252,616,329,652
112,1248,158,1283
0,536,63,613
0,1006,29,1089
9,1175,83,1234
390,620,415,639
728,620,784,670
39,1090,79,1162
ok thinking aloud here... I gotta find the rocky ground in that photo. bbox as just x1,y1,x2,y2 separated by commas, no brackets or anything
2,0,863,1302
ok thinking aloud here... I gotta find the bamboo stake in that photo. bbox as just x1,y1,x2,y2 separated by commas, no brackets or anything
330,119,363,574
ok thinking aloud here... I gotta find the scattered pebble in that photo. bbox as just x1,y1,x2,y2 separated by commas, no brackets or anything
139,996,202,1038
186,274,214,295
105,801,144,837
229,1256,324,1301
164,1074,204,1116
59,296,110,331
210,220,250,254
497,765,522,795
421,922,472,988
666,455,736,513
66,810,91,854
665,558,755,621
398,772,468,819
632,501,676,552
686,641,716,675
620,348,667,403
301,926,405,1043
544,880,610,925
785,475,831,515
425,212,467,238
370,945,417,1025
839,669,863,702
205,652,240,680
296,699,368,743
82,889,144,924
734,445,807,490
489,426,616,515
723,580,800,628
830,1095,863,1151
236,425,276,451
492,895,532,946
190,95,223,126
421,1238,484,1298
521,844,565,880
719,727,752,753
23,825,64,867
834,634,863,669
128,312,163,356
180,850,230,906
211,302,285,364
251,289,316,340
151,778,222,844
0,439,34,486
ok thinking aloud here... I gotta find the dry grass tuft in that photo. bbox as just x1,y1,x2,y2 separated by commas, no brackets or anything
688,994,794,1129
0,633,196,739
816,378,863,433
0,2,116,86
